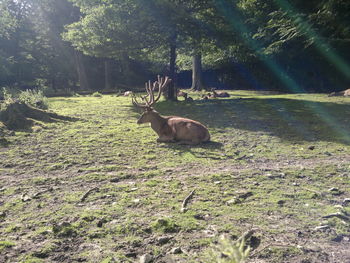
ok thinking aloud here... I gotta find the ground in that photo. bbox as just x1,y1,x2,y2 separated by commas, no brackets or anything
0,91,349,263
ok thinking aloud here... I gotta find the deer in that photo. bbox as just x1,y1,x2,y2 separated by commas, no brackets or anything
124,91,133,96
328,89,350,97
132,76,210,145
177,90,188,98
211,88,230,98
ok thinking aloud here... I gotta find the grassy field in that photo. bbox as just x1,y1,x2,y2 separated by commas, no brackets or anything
0,91,349,263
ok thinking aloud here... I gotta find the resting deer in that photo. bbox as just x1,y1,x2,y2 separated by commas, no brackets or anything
328,89,350,97
177,90,188,98
211,88,230,98
124,91,133,96
132,76,210,145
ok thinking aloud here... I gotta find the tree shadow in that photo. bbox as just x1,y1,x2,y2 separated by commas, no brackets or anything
0,102,80,131
152,97,350,145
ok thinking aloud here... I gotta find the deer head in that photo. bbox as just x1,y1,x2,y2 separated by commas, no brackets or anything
132,76,171,124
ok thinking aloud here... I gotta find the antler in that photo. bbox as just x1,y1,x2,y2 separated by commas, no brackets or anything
132,76,171,109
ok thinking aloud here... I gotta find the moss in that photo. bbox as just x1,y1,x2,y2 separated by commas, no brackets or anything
151,217,180,233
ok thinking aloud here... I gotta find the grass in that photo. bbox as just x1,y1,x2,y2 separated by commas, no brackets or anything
0,91,349,262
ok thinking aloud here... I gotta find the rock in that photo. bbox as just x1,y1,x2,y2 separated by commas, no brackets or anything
139,254,152,263
328,187,343,196
314,225,330,231
21,194,31,202
331,235,344,242
227,198,240,205
277,200,285,206
125,251,137,258
342,198,350,206
308,145,315,150
170,247,182,254
157,236,171,245
110,178,120,183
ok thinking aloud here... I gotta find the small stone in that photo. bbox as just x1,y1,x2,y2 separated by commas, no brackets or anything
170,247,182,254
214,181,221,185
314,225,330,231
21,194,31,202
308,145,315,150
331,235,343,242
227,198,240,205
277,200,285,206
342,198,350,206
139,254,152,263
110,178,120,183
157,236,171,245
125,251,137,258
133,199,140,203
328,187,342,196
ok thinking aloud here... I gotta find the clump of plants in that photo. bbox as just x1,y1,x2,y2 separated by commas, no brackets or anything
202,234,251,263
0,87,48,109
18,89,48,109
151,217,179,233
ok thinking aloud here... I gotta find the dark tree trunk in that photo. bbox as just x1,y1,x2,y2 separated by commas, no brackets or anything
166,33,177,101
104,59,112,91
191,53,205,91
74,51,90,90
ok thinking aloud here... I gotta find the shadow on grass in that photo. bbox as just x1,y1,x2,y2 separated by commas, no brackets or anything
0,102,80,131
147,97,350,145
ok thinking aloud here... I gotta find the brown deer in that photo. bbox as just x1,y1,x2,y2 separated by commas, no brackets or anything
328,89,350,97
211,88,230,98
132,76,210,145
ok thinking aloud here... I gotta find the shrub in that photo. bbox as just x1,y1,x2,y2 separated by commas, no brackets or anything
18,89,48,109
0,87,48,110
202,234,251,263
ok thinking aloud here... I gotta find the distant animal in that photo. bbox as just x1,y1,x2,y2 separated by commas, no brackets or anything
211,88,230,98
124,91,133,96
201,93,211,100
328,89,350,97
132,76,210,145
177,90,188,98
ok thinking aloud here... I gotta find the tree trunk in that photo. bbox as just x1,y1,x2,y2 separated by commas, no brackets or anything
191,53,205,91
166,33,177,101
74,51,90,90
104,59,112,91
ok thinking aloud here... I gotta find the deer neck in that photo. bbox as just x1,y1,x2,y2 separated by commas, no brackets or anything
150,112,168,135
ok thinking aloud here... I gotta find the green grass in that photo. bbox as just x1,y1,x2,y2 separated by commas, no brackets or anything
0,91,349,263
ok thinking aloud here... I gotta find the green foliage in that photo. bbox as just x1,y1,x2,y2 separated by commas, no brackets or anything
151,217,179,233
18,89,49,109
0,87,48,109
203,235,251,263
